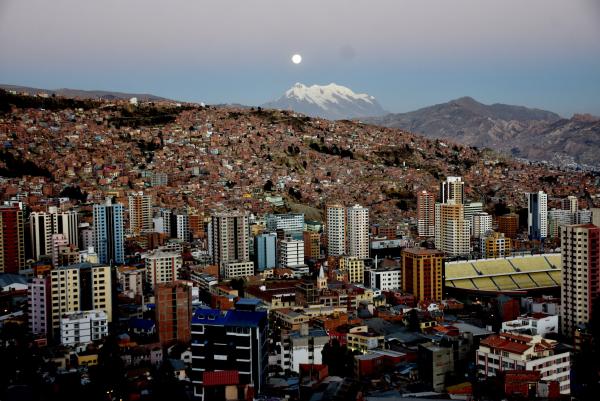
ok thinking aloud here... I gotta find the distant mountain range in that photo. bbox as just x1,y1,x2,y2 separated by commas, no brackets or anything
262,83,387,120
0,84,169,102
366,97,600,168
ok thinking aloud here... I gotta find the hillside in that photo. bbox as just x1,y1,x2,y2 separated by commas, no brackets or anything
366,97,600,168
0,84,168,102
0,90,594,224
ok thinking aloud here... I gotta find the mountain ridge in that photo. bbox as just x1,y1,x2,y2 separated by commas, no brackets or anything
0,83,169,102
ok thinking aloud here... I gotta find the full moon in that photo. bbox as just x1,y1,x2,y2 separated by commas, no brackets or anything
291,54,302,64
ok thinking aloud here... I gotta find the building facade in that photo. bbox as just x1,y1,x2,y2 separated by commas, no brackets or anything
155,282,192,346
128,192,153,235
144,251,183,290
435,202,471,256
60,310,108,347
210,211,250,274
93,199,125,264
527,191,548,241
417,190,436,237
326,204,346,257
347,204,370,259
0,204,25,273
440,176,464,204
254,232,277,272
402,248,444,302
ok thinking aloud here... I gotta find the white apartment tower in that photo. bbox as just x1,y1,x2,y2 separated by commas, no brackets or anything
347,204,369,259
327,204,346,257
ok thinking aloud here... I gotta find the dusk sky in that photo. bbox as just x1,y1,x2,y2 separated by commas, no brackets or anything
1,0,600,116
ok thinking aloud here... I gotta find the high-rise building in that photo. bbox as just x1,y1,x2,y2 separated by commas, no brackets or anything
481,232,512,258
401,248,444,302
562,195,578,214
303,231,320,260
347,204,369,259
417,190,436,237
51,233,69,267
128,192,152,235
560,224,600,337
548,209,574,238
29,207,79,260
93,199,125,264
223,260,255,279
527,191,548,241
28,276,51,337
279,239,305,268
254,232,277,271
440,176,464,204
0,204,25,273
592,208,600,227
463,202,484,223
472,212,493,239
190,304,268,401
144,250,183,290
435,202,471,256
50,263,112,338
498,214,519,239
170,212,190,242
326,204,346,257
155,282,192,346
210,211,250,274
265,213,304,239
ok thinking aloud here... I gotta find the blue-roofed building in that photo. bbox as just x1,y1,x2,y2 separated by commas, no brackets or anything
190,304,268,401
128,318,156,336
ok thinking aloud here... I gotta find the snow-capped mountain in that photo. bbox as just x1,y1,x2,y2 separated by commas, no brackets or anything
262,83,387,120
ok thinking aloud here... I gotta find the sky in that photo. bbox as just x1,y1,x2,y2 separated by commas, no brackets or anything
1,0,600,116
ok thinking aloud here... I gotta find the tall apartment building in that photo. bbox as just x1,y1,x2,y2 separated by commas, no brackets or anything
326,204,346,257
155,282,192,347
0,204,25,273
364,268,401,291
417,190,436,237
435,202,471,256
265,213,304,239
51,233,69,267
463,202,484,223
347,204,369,259
117,266,144,299
93,199,124,264
49,263,112,338
29,207,79,260
402,248,444,302
481,232,512,258
560,224,600,337
254,232,277,272
128,192,153,235
562,195,578,214
440,176,464,204
527,191,548,240
472,212,493,239
170,212,190,242
190,305,268,401
339,256,365,284
209,211,250,274
279,239,304,268
303,231,320,260
144,251,183,291
28,276,51,336
498,214,519,239
548,209,575,238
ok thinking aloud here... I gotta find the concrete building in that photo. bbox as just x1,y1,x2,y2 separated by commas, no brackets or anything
303,231,320,260
498,214,519,239
190,304,268,401
170,213,190,242
29,207,79,260
560,224,600,337
440,176,464,204
481,232,512,258
402,248,444,302
364,268,401,291
128,192,153,235
224,260,255,279
347,204,369,259
210,211,250,275
472,212,492,239
254,232,277,272
463,202,484,223
60,310,108,347
548,209,574,238
0,204,25,273
93,199,124,264
502,313,559,337
155,282,192,347
280,326,329,372
265,213,304,239
50,263,112,338
144,251,183,291
418,342,454,392
326,204,346,257
417,190,436,237
28,276,51,336
340,256,365,284
117,266,144,299
435,202,471,256
279,239,304,268
527,191,548,241
477,333,570,394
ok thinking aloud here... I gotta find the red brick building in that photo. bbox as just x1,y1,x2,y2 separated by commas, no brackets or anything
155,282,192,346
0,204,25,273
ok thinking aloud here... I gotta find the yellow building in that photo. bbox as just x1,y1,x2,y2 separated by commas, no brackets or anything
339,256,365,284
50,263,112,337
402,248,444,302
347,326,385,353
483,232,512,258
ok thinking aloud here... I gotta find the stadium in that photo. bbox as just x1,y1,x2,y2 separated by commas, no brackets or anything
444,254,561,298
